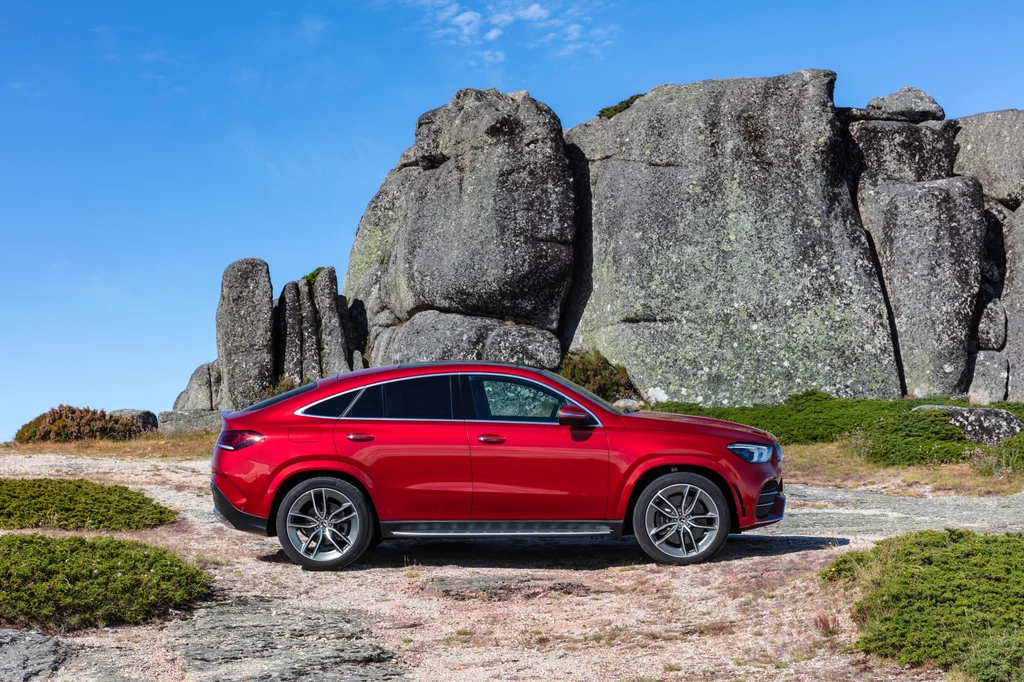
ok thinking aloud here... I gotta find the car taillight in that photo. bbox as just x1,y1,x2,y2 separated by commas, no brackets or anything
217,430,266,451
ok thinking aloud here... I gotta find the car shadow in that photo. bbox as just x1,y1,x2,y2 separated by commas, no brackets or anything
256,534,849,571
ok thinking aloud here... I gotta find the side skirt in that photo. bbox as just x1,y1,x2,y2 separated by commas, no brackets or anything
380,520,625,539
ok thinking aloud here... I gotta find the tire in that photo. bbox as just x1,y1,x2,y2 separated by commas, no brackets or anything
633,473,730,565
276,477,374,569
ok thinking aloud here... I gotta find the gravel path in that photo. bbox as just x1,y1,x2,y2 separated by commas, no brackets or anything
6,454,1019,681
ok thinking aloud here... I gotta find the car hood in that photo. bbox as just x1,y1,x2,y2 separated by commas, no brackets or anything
622,410,775,442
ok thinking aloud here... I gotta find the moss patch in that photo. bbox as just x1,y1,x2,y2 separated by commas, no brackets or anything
0,479,176,530
825,529,1024,674
302,266,325,286
0,534,209,631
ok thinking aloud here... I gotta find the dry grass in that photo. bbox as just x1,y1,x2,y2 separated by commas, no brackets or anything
0,432,216,461
785,442,1024,497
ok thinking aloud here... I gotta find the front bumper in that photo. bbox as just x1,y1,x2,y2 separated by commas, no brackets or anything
745,491,786,529
211,483,269,536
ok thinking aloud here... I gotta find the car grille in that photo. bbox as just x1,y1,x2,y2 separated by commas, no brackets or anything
756,480,781,518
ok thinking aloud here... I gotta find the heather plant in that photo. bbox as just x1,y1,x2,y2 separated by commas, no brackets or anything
558,351,638,402
14,405,141,444
598,93,644,119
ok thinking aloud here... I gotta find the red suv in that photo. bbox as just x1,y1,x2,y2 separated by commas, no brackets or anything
211,363,784,568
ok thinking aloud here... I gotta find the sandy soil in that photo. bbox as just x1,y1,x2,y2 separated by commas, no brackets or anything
0,453,949,682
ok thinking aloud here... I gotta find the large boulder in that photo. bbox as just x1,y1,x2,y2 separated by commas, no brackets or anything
273,281,303,384
0,629,71,681
912,405,1024,445
865,86,945,123
859,176,986,396
483,324,562,369
954,110,1024,210
849,120,957,184
1002,207,1024,399
313,267,351,376
216,259,274,410
157,410,223,435
970,350,1010,404
109,409,158,432
350,88,576,333
173,362,215,411
564,69,900,405
296,278,322,383
978,299,1007,350
373,311,500,365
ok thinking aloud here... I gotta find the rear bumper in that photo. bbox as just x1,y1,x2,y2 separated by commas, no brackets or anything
211,484,269,536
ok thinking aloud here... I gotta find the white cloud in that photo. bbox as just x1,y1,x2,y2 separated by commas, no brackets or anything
484,27,503,40
436,3,461,21
450,11,482,38
515,3,549,21
297,15,329,42
565,23,582,40
480,49,505,64
489,12,515,26
7,82,23,89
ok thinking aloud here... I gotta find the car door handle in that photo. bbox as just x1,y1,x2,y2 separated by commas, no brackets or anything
346,433,375,442
477,434,505,445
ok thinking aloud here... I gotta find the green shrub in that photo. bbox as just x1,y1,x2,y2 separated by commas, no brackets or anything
958,633,1024,682
973,432,1024,476
14,405,141,444
0,479,176,530
0,534,209,631
598,93,644,119
824,529,1024,669
558,351,638,402
303,266,325,286
849,409,972,466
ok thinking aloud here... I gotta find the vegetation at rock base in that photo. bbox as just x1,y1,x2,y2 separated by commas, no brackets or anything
303,266,325,286
973,432,1024,476
598,93,644,119
0,534,209,632
15,405,142,444
558,351,638,402
0,478,176,530
252,375,307,404
3,430,217,460
847,409,972,466
824,529,1024,678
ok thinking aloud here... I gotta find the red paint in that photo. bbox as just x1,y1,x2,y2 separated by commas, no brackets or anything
213,363,784,534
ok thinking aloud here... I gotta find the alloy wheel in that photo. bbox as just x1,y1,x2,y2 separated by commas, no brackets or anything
284,488,360,562
644,483,720,559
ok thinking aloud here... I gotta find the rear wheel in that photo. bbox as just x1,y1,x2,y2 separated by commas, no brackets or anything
276,477,373,569
633,473,729,565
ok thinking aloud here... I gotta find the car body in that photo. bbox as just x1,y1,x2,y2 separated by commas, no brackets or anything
211,362,784,567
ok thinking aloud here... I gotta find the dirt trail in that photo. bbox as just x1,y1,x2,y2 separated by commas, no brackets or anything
2,454,987,681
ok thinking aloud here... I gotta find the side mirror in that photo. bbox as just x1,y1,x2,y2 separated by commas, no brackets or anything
557,404,592,427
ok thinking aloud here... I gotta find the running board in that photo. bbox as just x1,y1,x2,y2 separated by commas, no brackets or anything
380,520,624,539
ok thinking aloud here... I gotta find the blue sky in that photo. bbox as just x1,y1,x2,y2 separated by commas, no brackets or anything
1,0,1022,440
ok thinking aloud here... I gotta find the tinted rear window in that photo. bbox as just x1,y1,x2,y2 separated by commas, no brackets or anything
385,376,452,420
345,384,384,418
241,381,318,412
303,391,358,418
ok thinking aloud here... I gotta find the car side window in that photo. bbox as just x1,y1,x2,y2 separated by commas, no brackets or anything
467,375,568,423
302,391,358,418
385,375,453,420
344,384,384,419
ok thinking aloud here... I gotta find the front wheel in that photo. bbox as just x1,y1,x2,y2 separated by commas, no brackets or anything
633,473,729,565
276,477,373,569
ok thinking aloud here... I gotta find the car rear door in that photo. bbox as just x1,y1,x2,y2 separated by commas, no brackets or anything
462,373,610,520
332,374,472,521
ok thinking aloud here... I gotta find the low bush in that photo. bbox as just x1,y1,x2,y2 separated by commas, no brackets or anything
0,534,209,631
598,93,644,119
558,351,638,402
303,266,325,286
15,405,141,444
848,409,972,466
0,478,176,530
824,529,1024,670
973,432,1024,476
959,633,1024,682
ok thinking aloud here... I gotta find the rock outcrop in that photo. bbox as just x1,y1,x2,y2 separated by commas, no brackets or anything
173,260,354,418
110,408,158,432
859,177,986,396
913,405,1024,445
157,410,223,434
1002,207,1024,400
969,350,1010,404
216,259,275,410
562,70,900,404
954,110,1024,210
0,629,71,682
866,86,945,123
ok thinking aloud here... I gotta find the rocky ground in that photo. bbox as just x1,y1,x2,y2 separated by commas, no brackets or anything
4,454,1024,681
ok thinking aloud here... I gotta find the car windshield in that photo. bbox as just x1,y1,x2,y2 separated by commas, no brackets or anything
540,370,623,415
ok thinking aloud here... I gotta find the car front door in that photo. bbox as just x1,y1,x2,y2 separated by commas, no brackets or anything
332,374,472,521
462,374,609,520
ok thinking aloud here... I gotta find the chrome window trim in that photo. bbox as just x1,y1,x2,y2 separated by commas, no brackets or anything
293,371,603,427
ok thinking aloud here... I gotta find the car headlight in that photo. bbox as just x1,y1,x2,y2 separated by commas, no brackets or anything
727,443,774,463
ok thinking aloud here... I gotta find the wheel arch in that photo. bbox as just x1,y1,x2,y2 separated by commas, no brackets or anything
621,464,740,536
266,469,379,538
